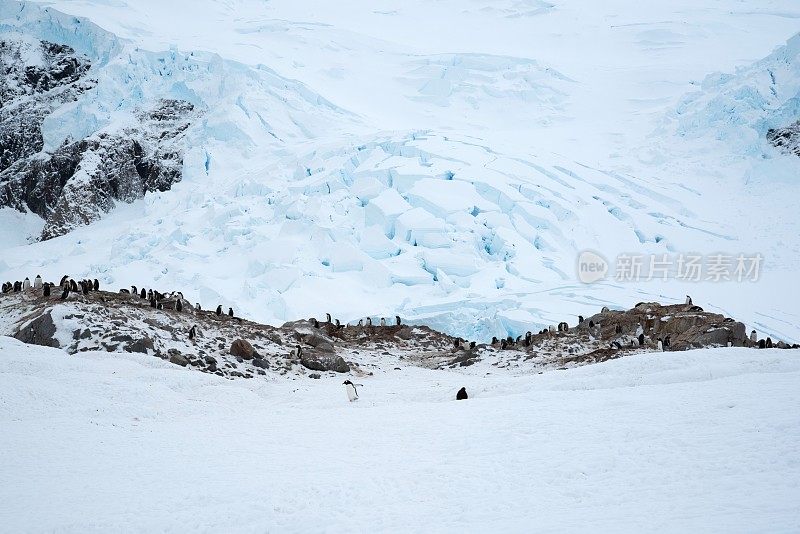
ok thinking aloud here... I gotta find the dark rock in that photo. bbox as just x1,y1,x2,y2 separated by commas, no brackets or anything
767,120,800,157
126,337,155,354
308,373,321,379
230,339,256,360
13,312,59,348
395,326,413,340
168,351,189,367
301,354,350,373
252,358,269,369
110,334,134,343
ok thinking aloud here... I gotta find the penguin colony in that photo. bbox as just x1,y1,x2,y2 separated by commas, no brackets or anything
3,283,799,403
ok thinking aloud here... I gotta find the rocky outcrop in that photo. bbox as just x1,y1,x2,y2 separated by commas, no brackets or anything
13,312,59,348
301,354,350,373
0,37,197,240
0,39,93,173
230,339,256,360
767,121,800,157
582,301,748,349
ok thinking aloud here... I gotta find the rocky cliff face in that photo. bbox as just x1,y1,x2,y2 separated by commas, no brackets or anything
0,37,195,240
767,121,800,157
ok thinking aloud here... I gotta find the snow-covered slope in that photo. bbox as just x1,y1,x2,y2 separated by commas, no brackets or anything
1,1,799,342
2,336,798,531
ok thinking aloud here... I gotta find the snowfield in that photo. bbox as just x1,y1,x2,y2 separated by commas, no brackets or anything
1,336,799,532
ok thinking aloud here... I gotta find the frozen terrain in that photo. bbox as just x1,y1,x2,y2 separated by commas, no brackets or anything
0,1,798,342
1,336,799,532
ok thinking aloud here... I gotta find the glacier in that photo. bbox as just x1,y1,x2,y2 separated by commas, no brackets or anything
0,0,798,343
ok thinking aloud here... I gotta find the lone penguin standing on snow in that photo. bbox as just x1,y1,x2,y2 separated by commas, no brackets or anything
456,387,468,400
344,380,358,402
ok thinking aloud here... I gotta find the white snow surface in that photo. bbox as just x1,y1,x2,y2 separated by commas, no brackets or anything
1,1,799,343
1,336,799,532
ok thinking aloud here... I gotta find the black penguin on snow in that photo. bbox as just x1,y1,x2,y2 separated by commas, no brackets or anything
456,387,468,401
176,299,183,312
188,325,197,340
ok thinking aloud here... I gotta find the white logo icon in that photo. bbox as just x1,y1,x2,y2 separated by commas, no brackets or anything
577,250,608,284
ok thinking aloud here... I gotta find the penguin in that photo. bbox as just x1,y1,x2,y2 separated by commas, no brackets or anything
14,281,21,292
491,336,498,345
749,330,757,343
638,333,645,346
758,339,766,349
81,281,89,295
396,315,401,326
313,318,320,328
60,287,69,300
549,325,555,334
501,339,508,350
657,338,663,351
456,387,468,401
453,338,460,349
70,279,78,292
176,300,183,312
611,341,622,350
380,317,386,327
366,317,372,326
335,319,342,328
196,303,201,311
766,337,773,348
120,288,130,294
34,275,42,289
578,315,584,323
685,295,692,305
470,341,476,349
22,277,30,291
326,313,332,323
228,307,234,317
664,335,671,349
148,289,154,301
150,298,157,308
43,283,51,297
358,319,364,327
59,275,69,287
343,380,358,402
132,285,137,295
589,320,594,328
157,303,163,310
294,345,303,359
516,335,522,343
601,306,609,313
216,305,222,316
140,288,146,299
94,279,99,291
